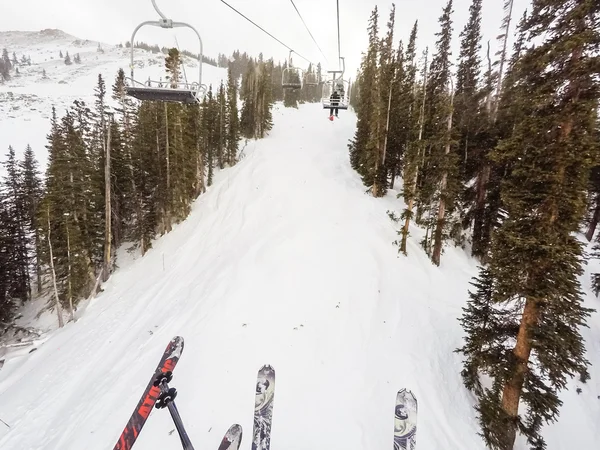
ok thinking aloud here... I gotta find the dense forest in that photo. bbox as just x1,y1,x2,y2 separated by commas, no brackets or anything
349,0,599,449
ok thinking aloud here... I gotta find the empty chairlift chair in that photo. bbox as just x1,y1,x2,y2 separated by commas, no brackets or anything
125,0,206,104
304,71,318,87
281,50,304,90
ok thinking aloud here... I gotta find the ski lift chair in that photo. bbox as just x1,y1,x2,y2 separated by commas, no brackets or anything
321,74,350,110
125,0,207,104
282,50,304,90
304,72,318,87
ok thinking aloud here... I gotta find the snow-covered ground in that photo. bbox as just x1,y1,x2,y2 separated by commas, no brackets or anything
0,100,598,449
0,29,227,169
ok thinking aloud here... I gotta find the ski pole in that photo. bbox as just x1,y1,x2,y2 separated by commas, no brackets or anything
155,372,195,450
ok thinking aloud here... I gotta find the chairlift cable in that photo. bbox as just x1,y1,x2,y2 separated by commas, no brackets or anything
288,0,328,64
220,0,314,65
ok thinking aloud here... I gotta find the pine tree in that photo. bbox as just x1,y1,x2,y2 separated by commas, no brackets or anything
399,45,428,255
165,48,182,88
20,144,43,294
454,0,482,175
417,0,457,265
1,146,30,303
474,10,528,262
459,1,600,448
226,63,240,166
348,6,379,185
2,48,12,72
240,59,257,139
217,81,227,168
372,4,396,197
456,266,513,395
0,203,19,330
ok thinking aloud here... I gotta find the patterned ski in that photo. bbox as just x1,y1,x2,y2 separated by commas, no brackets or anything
113,336,185,450
217,424,243,450
393,389,417,450
251,365,275,450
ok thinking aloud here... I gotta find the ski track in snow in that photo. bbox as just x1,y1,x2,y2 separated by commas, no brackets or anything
0,102,598,450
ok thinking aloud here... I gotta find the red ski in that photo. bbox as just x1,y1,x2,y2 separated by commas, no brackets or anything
112,336,184,450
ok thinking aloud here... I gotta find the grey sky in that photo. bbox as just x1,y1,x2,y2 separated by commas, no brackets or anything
1,0,530,78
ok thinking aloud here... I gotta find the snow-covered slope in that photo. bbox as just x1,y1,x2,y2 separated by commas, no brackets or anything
0,29,226,168
0,103,598,450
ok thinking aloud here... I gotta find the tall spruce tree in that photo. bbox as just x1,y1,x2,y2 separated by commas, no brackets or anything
20,144,43,294
458,1,600,448
417,0,457,265
226,63,240,166
348,6,379,185
372,4,396,197
399,45,428,255
1,146,30,303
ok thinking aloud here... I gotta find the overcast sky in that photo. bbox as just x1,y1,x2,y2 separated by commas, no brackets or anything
1,0,530,77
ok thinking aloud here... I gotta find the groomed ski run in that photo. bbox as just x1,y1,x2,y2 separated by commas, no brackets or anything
0,103,598,450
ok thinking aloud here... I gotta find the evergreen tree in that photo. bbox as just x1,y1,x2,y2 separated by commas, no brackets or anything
226,63,240,166
165,48,182,88
399,44,428,255
417,0,457,265
2,48,12,72
459,1,599,448
454,0,482,175
372,4,396,197
1,146,30,303
240,59,274,139
474,10,528,262
217,81,227,168
20,145,43,294
0,205,18,330
348,6,379,185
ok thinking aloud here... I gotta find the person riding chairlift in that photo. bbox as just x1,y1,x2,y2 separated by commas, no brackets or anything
329,90,341,118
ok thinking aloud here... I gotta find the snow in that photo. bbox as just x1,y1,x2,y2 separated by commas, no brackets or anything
0,100,597,450
0,29,227,170
0,30,598,450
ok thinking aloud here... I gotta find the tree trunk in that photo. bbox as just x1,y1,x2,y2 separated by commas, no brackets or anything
500,296,538,448
219,97,224,169
46,206,64,328
102,114,112,282
585,197,600,241
500,35,581,444
34,227,42,294
164,103,172,233
472,164,491,258
374,84,394,197
400,49,428,255
432,81,454,266
65,221,74,321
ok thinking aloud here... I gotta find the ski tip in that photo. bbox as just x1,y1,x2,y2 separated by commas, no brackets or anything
218,424,243,450
226,423,242,433
165,336,184,359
